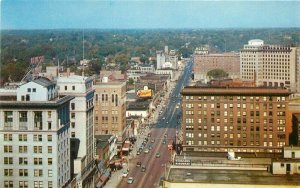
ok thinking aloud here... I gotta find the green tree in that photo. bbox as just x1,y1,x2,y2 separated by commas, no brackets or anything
207,69,228,79
127,78,134,85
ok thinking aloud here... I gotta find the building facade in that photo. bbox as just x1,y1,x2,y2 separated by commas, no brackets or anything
240,39,299,92
193,52,240,81
0,78,73,188
57,75,95,188
181,86,291,153
94,81,126,137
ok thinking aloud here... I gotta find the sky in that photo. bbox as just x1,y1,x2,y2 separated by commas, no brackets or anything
1,0,300,30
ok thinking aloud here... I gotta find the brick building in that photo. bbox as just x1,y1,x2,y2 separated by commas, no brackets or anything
181,86,291,153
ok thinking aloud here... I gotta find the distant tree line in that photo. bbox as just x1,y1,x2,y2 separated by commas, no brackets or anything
1,28,300,83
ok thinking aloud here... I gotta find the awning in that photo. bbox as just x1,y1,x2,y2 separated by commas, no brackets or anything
122,143,130,151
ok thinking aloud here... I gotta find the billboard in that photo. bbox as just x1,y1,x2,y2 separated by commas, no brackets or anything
31,56,44,65
137,89,152,98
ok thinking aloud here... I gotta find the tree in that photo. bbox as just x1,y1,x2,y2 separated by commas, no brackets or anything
207,69,228,79
127,78,134,85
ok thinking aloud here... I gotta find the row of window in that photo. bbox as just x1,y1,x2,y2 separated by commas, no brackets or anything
4,145,53,153
185,96,286,101
4,134,52,142
4,181,53,188
4,168,53,177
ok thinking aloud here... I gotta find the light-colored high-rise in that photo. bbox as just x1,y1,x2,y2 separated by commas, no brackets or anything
0,78,73,188
57,75,95,188
240,39,299,92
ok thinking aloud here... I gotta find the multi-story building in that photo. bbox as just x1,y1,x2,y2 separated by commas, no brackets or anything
156,50,165,70
57,75,95,188
193,51,240,81
0,78,73,188
181,86,291,153
94,79,126,136
240,39,299,92
169,50,178,70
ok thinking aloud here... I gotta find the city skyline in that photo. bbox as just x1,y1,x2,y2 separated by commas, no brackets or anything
1,0,300,30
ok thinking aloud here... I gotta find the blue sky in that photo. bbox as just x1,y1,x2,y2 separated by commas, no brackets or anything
1,0,300,29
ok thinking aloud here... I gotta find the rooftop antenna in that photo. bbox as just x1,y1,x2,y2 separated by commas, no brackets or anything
57,58,60,77
82,29,85,76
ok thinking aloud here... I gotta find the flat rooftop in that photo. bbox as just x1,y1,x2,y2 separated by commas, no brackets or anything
168,168,300,185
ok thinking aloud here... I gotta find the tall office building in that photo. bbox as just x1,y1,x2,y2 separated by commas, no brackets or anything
156,51,165,70
240,39,299,92
94,78,126,136
0,78,73,188
57,75,95,188
181,86,291,153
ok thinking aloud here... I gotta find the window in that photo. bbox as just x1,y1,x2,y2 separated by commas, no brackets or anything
19,112,28,122
33,134,42,142
34,158,43,165
4,145,13,153
46,134,52,142
19,169,28,177
19,134,27,141
48,146,52,154
33,146,42,153
4,134,12,141
34,111,43,130
48,122,52,130
4,111,13,123
33,88,36,92
27,88,31,92
34,169,43,177
4,157,13,164
19,181,28,188
19,146,28,153
48,169,53,177
19,157,28,165
4,169,13,176
71,132,76,138
34,181,43,188
65,86,67,90
71,113,75,119
48,181,53,188
71,122,75,128
48,158,53,165
72,86,75,90
71,103,75,110
4,181,13,188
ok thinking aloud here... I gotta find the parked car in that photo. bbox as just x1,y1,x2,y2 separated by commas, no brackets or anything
141,165,146,172
156,152,160,158
137,151,141,155
122,171,128,178
127,177,134,184
136,162,141,167
151,139,155,143
144,149,149,154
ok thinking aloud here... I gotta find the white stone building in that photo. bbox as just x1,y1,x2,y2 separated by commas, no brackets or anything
240,39,300,92
57,75,95,188
0,78,73,188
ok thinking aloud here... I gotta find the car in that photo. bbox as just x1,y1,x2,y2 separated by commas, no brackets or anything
137,151,141,155
127,177,134,184
162,117,166,120
148,133,151,137
166,121,169,124
144,149,149,154
151,139,155,143
122,171,129,177
136,162,141,167
156,152,160,158
163,140,166,144
141,165,146,172
148,145,153,150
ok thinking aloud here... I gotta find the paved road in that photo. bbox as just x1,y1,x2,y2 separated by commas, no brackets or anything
118,61,193,188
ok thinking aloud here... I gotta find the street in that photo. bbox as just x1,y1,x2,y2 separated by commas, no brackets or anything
117,61,192,188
